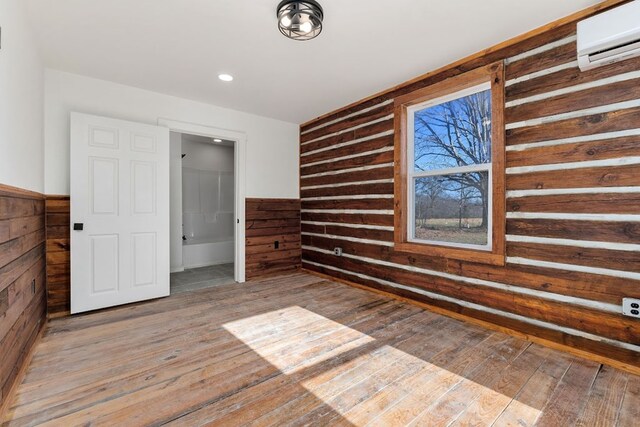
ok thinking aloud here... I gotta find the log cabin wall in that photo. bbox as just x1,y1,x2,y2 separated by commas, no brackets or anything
45,196,71,317
246,198,302,279
299,11,640,367
0,185,46,403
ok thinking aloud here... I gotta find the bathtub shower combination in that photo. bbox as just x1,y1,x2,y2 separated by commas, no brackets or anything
182,167,235,269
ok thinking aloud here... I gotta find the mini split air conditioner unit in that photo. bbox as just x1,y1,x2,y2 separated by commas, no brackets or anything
577,0,640,71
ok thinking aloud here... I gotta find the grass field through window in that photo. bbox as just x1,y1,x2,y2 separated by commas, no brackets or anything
414,217,487,246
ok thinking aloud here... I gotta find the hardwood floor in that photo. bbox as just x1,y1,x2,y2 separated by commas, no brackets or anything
2,272,638,426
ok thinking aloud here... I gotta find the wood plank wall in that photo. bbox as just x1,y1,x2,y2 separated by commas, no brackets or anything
0,185,46,403
299,16,640,366
45,196,70,317
246,198,301,279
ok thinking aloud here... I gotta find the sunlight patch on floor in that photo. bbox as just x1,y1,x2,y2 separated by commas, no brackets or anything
223,305,375,374
223,306,541,425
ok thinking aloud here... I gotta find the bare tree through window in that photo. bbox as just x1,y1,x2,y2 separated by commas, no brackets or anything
411,87,492,247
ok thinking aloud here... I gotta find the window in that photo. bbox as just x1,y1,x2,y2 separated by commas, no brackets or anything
393,63,505,265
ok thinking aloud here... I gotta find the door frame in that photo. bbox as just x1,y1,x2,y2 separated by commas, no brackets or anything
158,118,246,283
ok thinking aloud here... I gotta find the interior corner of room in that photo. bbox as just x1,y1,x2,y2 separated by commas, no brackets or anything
1,0,639,424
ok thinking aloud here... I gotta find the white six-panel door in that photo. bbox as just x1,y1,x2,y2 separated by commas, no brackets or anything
70,112,170,314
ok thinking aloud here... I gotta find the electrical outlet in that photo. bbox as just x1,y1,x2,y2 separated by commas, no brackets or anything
622,298,640,318
334,247,343,256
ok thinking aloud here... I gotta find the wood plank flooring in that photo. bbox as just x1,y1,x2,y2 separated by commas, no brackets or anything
2,272,638,426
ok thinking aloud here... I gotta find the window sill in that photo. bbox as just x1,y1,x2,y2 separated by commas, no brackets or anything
394,241,505,266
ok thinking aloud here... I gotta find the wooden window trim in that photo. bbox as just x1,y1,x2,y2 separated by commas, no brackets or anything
393,62,506,266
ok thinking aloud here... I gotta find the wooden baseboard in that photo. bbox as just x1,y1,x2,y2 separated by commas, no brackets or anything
303,268,640,376
0,321,46,420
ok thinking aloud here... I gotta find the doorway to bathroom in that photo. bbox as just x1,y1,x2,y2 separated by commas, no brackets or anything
163,119,246,295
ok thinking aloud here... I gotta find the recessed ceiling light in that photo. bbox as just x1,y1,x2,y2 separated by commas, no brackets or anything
218,74,234,82
213,138,222,142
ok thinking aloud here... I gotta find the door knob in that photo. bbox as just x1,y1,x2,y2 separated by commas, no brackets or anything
73,223,84,231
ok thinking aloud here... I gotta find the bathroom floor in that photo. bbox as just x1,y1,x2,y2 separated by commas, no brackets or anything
170,263,235,294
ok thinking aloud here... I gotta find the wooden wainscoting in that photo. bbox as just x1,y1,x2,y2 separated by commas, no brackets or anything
246,198,301,279
0,184,46,405
299,3,640,367
41,197,303,315
45,196,70,318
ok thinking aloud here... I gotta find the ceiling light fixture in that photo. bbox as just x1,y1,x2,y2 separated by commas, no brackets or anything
277,0,323,41
218,74,234,82
213,138,222,143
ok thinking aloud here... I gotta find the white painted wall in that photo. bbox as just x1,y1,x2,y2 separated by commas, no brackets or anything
0,0,44,192
44,69,300,197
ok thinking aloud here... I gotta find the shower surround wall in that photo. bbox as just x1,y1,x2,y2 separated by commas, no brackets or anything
181,136,234,269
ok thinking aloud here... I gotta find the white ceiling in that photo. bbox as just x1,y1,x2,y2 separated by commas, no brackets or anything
180,133,234,147
26,0,601,124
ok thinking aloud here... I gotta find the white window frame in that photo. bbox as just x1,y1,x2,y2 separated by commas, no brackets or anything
405,82,493,251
